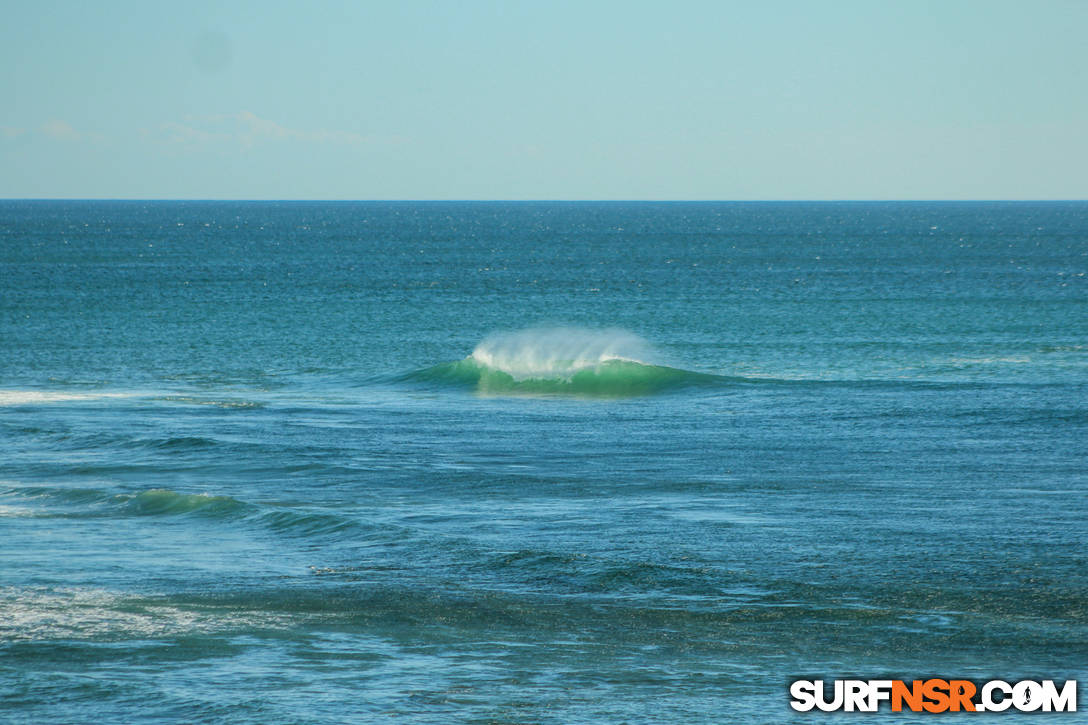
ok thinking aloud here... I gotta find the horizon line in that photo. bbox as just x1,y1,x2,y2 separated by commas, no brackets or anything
2,198,1087,203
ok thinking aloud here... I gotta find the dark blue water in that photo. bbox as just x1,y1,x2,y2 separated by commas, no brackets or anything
1,201,1086,722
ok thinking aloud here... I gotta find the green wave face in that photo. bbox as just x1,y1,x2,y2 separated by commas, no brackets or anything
124,489,245,517
411,358,719,398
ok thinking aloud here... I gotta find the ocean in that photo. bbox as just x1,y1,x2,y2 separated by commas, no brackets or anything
1,201,1085,722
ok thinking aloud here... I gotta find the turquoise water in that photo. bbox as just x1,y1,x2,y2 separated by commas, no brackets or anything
1,201,1086,722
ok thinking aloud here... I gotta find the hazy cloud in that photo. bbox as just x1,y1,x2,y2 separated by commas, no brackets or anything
155,111,374,149
40,120,81,141
1,126,27,140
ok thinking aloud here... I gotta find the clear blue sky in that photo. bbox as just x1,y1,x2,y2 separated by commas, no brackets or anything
2,0,1086,199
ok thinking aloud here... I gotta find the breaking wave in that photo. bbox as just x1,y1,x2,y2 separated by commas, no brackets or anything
404,328,724,397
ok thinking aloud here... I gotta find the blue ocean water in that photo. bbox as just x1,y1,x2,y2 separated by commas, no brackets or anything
1,201,1085,723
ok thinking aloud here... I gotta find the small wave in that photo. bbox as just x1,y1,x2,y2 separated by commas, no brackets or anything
403,327,724,397
2,484,368,541
1,484,118,508
123,489,245,517
490,549,726,597
256,508,362,537
1,485,244,519
109,435,221,452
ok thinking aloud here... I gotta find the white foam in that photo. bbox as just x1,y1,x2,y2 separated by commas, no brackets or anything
0,586,295,641
0,390,131,405
469,327,652,380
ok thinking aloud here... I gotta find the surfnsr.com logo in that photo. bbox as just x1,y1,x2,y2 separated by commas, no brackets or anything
789,679,1077,713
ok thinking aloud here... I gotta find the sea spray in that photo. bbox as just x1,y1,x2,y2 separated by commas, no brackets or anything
469,327,652,379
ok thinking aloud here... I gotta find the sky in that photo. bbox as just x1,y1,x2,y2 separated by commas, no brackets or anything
2,0,1087,200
